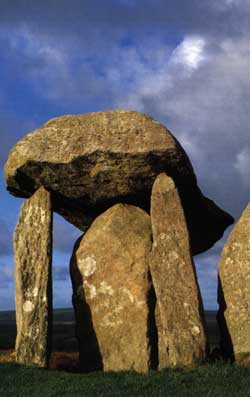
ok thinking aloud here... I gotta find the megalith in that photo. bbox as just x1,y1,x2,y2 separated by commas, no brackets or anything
70,204,156,372
218,204,250,362
4,110,234,255
150,173,208,368
14,186,53,367
4,109,235,371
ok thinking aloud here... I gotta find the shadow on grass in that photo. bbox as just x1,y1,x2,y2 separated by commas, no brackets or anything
2,361,250,397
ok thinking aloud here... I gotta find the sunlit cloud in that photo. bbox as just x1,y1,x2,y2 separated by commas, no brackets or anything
171,36,206,70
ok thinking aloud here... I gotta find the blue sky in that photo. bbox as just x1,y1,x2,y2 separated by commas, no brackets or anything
0,0,249,310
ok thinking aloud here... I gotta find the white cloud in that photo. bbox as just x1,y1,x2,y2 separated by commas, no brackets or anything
5,24,65,67
170,36,206,71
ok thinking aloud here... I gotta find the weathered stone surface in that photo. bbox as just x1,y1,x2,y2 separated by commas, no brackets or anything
70,204,156,372
14,186,53,367
150,173,208,368
217,204,250,362
5,110,233,255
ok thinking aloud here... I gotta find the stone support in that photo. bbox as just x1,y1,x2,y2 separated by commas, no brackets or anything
70,204,155,372
14,186,53,367
150,173,208,368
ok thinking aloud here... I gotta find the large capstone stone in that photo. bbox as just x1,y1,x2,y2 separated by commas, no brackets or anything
14,186,53,367
217,204,250,363
70,204,157,373
150,173,208,368
5,110,233,255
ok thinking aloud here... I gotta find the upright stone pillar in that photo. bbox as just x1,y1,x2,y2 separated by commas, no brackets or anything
14,186,53,367
150,173,208,368
218,204,250,362
70,204,155,373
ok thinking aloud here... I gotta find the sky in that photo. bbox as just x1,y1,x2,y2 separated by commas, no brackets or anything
0,0,249,311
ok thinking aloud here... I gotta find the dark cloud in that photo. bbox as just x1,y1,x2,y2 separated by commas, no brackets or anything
0,0,249,40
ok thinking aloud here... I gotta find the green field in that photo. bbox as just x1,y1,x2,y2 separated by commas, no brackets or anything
1,361,250,396
2,310,250,396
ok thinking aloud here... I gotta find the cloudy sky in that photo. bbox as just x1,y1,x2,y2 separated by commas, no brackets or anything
0,0,249,311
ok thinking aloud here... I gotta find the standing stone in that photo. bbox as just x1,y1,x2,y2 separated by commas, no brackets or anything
14,186,53,367
70,204,156,373
150,173,208,368
218,204,250,363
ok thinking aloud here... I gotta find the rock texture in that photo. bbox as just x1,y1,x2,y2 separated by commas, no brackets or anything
70,204,156,373
5,110,233,255
14,186,53,367
217,204,250,362
150,173,208,368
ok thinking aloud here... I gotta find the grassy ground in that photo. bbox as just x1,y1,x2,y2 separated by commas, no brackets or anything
2,310,249,396
1,361,250,396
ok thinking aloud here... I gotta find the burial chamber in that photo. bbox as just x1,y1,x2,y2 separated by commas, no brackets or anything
4,110,234,255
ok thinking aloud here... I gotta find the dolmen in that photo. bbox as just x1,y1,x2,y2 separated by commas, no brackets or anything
4,110,234,371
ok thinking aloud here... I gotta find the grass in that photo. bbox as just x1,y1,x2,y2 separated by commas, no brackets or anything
1,361,250,396
1,310,249,396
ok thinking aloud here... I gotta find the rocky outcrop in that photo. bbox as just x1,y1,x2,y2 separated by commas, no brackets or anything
70,204,156,373
14,186,53,367
218,204,250,362
4,110,233,255
150,173,208,368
